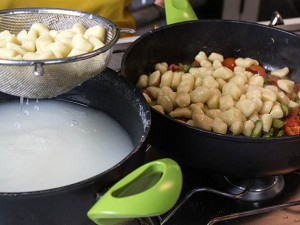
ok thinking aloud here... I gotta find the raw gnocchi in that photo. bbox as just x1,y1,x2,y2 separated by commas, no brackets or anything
136,51,300,137
0,22,106,60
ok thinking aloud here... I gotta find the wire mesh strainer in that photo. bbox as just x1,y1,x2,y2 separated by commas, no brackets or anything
0,8,132,99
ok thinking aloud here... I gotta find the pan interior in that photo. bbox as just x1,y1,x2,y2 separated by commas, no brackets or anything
0,68,151,193
0,99,133,192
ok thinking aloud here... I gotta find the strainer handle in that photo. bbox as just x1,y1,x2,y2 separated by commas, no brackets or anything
33,63,44,76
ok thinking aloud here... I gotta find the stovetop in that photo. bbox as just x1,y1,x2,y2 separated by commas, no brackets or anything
126,147,300,225
111,19,300,225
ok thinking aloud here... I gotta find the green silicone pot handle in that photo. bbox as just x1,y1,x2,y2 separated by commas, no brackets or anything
87,158,182,225
164,0,198,25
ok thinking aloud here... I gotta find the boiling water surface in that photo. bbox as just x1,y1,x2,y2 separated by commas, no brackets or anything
0,99,134,192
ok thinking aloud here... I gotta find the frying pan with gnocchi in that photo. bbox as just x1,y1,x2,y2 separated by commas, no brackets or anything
0,22,106,60
137,51,300,137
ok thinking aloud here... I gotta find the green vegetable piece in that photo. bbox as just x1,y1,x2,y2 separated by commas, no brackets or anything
179,63,190,73
277,129,285,137
263,127,275,138
269,127,275,135
263,133,272,138
272,118,284,129
281,104,289,117
251,120,263,137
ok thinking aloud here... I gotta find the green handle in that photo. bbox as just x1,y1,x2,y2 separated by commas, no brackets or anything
87,158,182,225
164,0,198,25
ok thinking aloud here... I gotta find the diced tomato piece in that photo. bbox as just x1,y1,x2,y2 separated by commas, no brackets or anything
285,118,300,127
268,76,279,86
222,58,236,71
247,65,267,78
294,83,300,92
289,108,300,118
285,126,300,136
284,108,300,136
168,64,180,72
192,60,200,67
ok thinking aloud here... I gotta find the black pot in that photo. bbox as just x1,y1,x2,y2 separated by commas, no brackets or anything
0,68,151,225
121,20,300,178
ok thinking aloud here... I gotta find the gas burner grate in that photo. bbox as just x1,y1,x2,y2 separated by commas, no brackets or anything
216,175,285,201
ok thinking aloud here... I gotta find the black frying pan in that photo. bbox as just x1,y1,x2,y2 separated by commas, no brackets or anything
121,20,300,178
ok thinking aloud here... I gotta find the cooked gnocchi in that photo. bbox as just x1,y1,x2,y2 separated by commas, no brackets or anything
137,51,300,137
0,22,106,60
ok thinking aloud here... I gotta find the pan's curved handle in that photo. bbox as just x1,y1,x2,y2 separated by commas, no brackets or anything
119,27,135,35
269,11,284,26
87,158,182,225
164,0,198,25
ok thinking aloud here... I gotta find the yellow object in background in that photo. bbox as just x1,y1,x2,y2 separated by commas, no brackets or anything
0,0,136,29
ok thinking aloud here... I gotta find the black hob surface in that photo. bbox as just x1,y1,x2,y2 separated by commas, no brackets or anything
127,147,300,225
